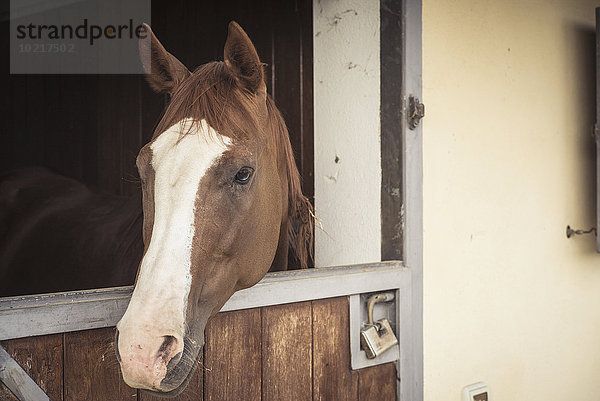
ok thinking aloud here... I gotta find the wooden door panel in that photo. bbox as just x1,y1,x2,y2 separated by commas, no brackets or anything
358,363,397,401
0,297,397,400
312,297,359,401
262,302,312,401
64,328,135,401
0,334,63,401
203,309,261,401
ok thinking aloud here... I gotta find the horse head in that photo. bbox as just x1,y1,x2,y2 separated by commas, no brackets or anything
115,22,312,396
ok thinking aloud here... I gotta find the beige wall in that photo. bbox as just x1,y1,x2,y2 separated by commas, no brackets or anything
422,1,600,400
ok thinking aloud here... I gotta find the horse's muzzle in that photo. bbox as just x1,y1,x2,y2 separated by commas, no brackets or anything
115,330,203,396
115,328,185,391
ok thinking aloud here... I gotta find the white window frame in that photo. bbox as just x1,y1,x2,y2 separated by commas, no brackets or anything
0,1,423,400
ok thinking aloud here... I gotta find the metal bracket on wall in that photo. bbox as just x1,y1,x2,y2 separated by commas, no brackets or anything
0,345,51,401
408,95,425,130
566,225,597,238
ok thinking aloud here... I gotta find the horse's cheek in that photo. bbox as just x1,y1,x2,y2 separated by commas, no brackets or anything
257,171,282,242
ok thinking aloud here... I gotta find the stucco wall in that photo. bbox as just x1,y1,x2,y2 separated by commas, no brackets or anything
313,0,381,267
423,1,600,400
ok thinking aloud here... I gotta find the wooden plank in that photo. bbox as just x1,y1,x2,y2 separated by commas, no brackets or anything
118,78,144,198
0,344,54,401
203,309,261,401
0,335,62,401
261,302,312,401
0,353,49,401
358,363,397,401
96,76,128,196
271,0,309,270
51,75,99,185
0,18,11,173
272,0,302,168
0,381,19,401
139,355,203,401
95,75,144,197
299,0,315,202
140,83,165,145
312,297,358,401
63,328,135,401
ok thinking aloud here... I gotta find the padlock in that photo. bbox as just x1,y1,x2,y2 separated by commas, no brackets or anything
360,293,398,359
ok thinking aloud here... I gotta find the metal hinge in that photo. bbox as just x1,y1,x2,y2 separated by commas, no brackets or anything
408,95,425,130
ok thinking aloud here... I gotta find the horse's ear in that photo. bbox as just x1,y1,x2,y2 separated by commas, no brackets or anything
139,23,191,94
224,21,265,93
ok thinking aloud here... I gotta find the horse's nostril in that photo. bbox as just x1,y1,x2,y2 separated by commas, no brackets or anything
158,335,180,366
159,335,175,355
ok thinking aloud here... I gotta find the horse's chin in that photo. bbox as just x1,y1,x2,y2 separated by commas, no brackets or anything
143,336,203,398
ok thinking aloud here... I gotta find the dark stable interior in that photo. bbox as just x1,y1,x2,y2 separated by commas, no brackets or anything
0,0,314,295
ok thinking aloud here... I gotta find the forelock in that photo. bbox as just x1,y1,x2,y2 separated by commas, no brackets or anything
153,62,263,143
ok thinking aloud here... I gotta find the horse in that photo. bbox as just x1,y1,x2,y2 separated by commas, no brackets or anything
0,21,311,395
114,21,314,395
0,21,312,396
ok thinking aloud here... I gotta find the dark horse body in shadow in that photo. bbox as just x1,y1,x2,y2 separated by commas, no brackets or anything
0,167,143,296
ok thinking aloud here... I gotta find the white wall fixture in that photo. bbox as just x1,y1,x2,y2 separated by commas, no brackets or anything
462,382,489,401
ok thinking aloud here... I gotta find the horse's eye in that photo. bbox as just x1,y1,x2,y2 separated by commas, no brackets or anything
234,167,254,185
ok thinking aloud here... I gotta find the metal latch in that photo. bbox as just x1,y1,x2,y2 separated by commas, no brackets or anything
360,293,398,359
408,95,425,130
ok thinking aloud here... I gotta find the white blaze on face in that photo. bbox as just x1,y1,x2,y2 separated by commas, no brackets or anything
117,118,230,389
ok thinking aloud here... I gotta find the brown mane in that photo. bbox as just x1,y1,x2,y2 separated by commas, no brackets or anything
152,61,313,268
266,96,314,268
